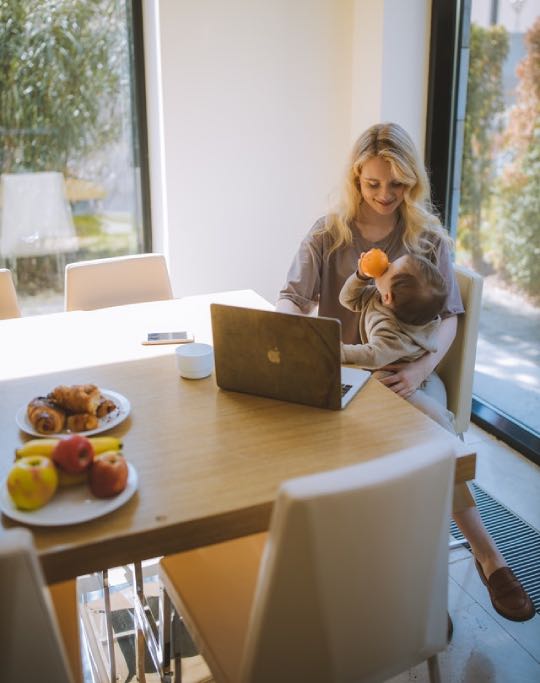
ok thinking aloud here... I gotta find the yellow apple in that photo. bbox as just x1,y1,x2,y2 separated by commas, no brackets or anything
7,455,59,510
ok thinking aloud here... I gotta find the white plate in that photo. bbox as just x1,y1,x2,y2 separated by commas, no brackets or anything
0,463,138,527
16,389,131,438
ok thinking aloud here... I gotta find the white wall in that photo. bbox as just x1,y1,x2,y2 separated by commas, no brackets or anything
144,0,431,303
350,0,431,153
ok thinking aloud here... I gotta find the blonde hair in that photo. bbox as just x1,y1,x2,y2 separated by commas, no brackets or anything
322,122,451,256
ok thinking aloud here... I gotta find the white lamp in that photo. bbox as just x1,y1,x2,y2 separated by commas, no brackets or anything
0,172,78,257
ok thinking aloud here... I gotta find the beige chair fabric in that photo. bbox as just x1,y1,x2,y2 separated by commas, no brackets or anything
0,268,21,319
64,253,173,311
0,528,81,683
438,265,483,435
160,439,456,683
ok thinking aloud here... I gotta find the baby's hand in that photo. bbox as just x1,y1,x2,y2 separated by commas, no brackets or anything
357,252,366,275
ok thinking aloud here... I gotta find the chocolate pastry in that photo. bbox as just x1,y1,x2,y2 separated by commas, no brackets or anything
27,397,66,434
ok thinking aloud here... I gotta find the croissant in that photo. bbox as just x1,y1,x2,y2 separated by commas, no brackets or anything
96,397,117,418
49,384,101,415
66,413,99,432
27,397,66,434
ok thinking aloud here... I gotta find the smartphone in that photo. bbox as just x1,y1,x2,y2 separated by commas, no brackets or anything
142,331,195,345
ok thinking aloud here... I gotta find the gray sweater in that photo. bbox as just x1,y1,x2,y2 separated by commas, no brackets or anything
278,216,463,344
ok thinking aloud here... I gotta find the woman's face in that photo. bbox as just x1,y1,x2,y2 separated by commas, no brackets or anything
358,157,406,217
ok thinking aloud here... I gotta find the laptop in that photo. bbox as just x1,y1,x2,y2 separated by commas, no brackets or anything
210,304,371,410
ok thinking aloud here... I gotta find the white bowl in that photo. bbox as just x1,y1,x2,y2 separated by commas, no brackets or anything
175,343,214,379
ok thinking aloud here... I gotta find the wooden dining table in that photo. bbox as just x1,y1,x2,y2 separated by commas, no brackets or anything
0,289,476,584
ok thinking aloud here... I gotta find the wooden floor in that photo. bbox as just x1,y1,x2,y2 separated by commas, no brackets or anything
81,423,540,683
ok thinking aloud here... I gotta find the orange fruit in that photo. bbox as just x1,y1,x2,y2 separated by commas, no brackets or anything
360,248,389,277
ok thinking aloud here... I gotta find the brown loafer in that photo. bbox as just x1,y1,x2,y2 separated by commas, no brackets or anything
475,560,535,622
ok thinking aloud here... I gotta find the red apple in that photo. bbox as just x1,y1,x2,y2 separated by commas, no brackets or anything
52,434,95,474
89,451,128,498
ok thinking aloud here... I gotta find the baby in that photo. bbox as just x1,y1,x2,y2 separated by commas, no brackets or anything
339,252,448,369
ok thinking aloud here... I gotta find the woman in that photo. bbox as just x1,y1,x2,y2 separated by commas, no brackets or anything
277,122,534,622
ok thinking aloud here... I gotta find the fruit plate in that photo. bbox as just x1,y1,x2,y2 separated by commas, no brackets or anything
0,463,138,527
16,389,131,438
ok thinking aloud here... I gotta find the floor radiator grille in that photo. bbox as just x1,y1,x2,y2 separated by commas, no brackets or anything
450,483,540,614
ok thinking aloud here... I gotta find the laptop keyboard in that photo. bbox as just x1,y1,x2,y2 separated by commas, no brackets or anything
341,383,353,397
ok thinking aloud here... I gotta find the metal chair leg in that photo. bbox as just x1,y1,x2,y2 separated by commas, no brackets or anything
160,583,173,681
132,560,174,682
136,626,147,683
172,610,184,682
427,654,441,683
102,569,117,683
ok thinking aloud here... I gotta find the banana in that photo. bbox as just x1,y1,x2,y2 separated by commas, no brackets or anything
57,470,88,488
15,438,59,459
88,436,123,454
15,435,122,460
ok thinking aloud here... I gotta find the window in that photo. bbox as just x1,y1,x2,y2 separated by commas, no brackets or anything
426,0,540,463
0,0,150,315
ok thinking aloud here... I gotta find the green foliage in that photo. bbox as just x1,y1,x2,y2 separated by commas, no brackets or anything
491,17,540,301
496,122,540,301
459,23,508,271
73,213,104,237
0,0,125,174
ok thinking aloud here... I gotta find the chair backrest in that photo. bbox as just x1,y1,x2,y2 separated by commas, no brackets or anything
64,252,173,311
241,440,455,683
437,265,483,435
0,528,75,683
1,172,77,257
0,268,21,319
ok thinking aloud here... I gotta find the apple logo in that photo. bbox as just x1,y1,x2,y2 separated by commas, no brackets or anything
267,347,281,364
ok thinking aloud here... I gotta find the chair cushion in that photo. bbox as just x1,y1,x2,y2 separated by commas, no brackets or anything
160,532,267,683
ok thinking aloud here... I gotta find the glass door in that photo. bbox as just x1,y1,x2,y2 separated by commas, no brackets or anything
0,0,149,316
456,1,540,440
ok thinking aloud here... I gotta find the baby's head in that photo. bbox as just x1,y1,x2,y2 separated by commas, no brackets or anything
375,254,447,325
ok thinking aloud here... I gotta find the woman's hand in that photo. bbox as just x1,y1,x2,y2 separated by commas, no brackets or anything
378,316,458,398
377,357,431,398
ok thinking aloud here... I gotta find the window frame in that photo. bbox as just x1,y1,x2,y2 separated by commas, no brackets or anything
129,0,153,253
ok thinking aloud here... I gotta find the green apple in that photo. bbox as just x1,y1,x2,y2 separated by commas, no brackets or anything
7,455,59,510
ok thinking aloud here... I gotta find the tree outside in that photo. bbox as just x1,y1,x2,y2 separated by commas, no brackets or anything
459,23,509,274
458,10,540,434
459,17,540,305
0,0,141,301
495,17,540,302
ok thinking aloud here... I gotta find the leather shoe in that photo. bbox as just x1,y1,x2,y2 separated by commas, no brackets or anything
475,560,535,622
447,614,453,643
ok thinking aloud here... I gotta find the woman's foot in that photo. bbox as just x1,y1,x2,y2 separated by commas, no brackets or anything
453,507,535,621
474,559,535,622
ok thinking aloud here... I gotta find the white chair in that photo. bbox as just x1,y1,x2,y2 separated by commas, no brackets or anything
437,265,483,436
64,253,173,311
0,528,82,683
0,268,21,319
0,172,78,258
160,440,455,683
